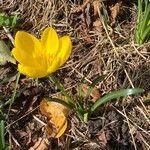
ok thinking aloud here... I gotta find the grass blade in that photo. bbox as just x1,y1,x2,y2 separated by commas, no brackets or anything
49,75,71,100
85,75,106,98
91,88,144,112
0,120,5,149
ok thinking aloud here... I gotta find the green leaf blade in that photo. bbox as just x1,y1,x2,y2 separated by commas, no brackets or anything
91,88,144,112
0,120,5,149
85,75,106,98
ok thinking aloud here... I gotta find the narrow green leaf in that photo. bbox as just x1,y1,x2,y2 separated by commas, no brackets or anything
6,73,20,119
91,88,144,112
141,25,150,42
0,40,16,65
49,75,73,105
11,14,17,27
49,75,69,97
78,77,85,97
135,0,150,45
0,120,5,149
85,75,106,98
141,3,150,33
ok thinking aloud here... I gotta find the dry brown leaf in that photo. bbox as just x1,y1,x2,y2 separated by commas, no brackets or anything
40,98,69,138
110,1,122,25
29,138,49,150
98,131,107,146
70,0,103,41
82,83,101,102
93,19,102,32
93,0,102,17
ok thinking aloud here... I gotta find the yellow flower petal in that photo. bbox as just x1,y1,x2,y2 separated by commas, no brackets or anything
12,27,72,78
12,48,34,66
15,31,41,57
18,64,48,78
47,57,61,74
41,27,59,55
57,36,72,66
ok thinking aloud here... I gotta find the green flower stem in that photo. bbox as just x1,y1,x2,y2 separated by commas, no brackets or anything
49,75,74,106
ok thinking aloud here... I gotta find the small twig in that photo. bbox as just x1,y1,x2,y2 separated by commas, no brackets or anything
6,106,39,128
132,42,147,60
97,6,134,88
3,27,14,45
7,130,21,148
71,66,92,84
114,107,150,136
122,107,137,150
33,115,46,126
136,106,150,124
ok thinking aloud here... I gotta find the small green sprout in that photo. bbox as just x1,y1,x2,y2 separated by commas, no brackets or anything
0,120,9,150
0,13,17,27
47,75,144,123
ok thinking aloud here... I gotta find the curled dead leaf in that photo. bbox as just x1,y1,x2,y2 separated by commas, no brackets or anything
110,1,122,25
40,97,69,138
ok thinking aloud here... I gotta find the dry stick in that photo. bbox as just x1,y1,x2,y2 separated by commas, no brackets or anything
122,107,137,150
136,106,150,124
117,107,150,149
3,27,14,45
132,42,148,60
97,7,134,88
114,106,150,136
71,66,92,84
138,99,150,119
6,106,39,128
33,115,46,126
136,131,150,149
7,129,21,148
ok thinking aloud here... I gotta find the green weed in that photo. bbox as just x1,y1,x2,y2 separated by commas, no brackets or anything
135,0,150,45
48,75,144,123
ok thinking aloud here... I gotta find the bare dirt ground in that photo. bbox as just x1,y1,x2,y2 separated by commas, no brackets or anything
0,0,150,149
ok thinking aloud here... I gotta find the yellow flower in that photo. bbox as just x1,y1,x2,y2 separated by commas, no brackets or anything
12,27,72,78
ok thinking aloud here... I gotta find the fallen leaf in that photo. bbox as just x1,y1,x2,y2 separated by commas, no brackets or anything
93,0,102,17
98,131,107,146
93,19,102,32
40,97,69,138
70,0,103,42
110,1,122,25
0,40,16,65
29,138,49,150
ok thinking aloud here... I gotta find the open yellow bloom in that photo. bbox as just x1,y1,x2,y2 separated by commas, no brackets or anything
12,27,72,78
